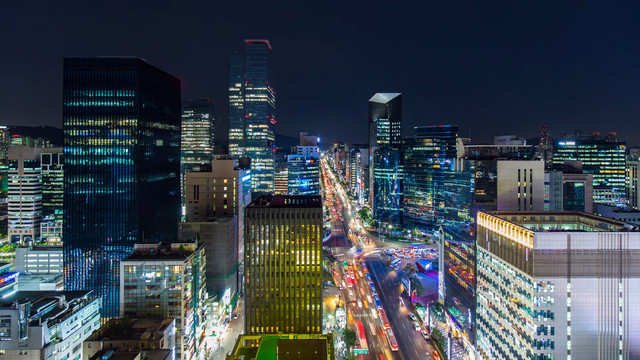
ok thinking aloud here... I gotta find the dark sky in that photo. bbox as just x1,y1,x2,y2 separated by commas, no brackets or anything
2,1,640,145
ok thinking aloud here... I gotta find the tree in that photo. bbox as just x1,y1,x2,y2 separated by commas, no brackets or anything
343,328,357,351
430,328,447,356
411,277,426,296
322,268,334,283
404,263,418,278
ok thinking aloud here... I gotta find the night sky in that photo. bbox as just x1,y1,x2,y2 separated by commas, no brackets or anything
2,1,640,145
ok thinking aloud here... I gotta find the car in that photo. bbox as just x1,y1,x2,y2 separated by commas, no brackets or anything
432,350,441,359
398,297,404,306
233,313,239,319
421,329,430,340
363,299,369,308
408,313,417,321
413,321,421,331
348,289,354,296
367,295,373,303
350,301,357,308
357,299,363,308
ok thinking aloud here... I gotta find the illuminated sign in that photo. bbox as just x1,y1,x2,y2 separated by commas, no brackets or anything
241,175,251,182
222,288,231,306
0,272,18,285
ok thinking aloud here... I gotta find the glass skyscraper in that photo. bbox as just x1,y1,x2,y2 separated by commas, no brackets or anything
287,155,320,195
552,135,626,206
63,57,181,319
368,93,403,225
40,149,64,242
181,99,215,205
227,40,276,196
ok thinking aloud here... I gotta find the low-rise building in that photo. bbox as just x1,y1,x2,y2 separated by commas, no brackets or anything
84,318,175,360
0,263,18,297
225,334,335,360
0,290,100,360
14,245,63,274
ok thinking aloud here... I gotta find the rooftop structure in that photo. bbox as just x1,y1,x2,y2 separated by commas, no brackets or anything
225,334,334,360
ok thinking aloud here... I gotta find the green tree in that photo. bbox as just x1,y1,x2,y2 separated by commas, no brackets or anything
322,268,334,283
404,263,418,278
411,278,426,296
430,328,447,356
343,328,357,351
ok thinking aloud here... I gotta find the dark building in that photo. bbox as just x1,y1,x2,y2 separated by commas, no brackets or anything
403,125,459,230
40,149,64,242
244,195,323,334
228,40,276,196
63,57,181,319
368,93,403,226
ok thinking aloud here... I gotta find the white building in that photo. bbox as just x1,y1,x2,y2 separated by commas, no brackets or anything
476,211,640,359
496,160,545,211
8,146,44,243
0,291,100,360
14,245,63,274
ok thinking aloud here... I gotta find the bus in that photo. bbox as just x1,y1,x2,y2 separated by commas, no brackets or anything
390,258,402,268
379,309,390,329
386,328,399,351
356,320,368,352
374,295,383,310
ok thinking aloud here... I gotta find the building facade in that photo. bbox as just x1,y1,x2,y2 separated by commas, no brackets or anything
63,57,181,319
287,155,319,196
627,158,639,210
244,195,323,334
227,40,276,195
552,136,626,206
0,291,100,360
120,241,206,360
476,211,640,359
8,147,43,244
368,93,403,226
14,245,63,274
40,149,63,242
496,160,545,211
181,99,215,206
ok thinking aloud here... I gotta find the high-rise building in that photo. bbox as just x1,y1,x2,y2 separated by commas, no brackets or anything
403,125,459,230
368,93,403,226
181,99,215,205
476,211,640,359
0,291,100,360
538,125,552,167
227,40,276,195
0,126,9,162
63,57,181,319
228,54,245,160
244,195,323,334
15,245,63,274
347,144,366,197
496,160,546,211
8,146,44,244
120,241,206,360
287,155,320,195
274,168,288,194
299,132,319,147
40,149,63,243
627,158,639,210
552,135,626,206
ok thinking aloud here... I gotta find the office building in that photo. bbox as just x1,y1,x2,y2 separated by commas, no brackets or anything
545,161,593,212
594,204,640,225
0,126,9,162
538,125,553,167
0,263,18,297
0,291,100,360
227,40,276,195
347,144,365,197
14,245,63,274
120,241,206,360
275,168,288,194
225,333,335,360
40,149,63,243
496,160,545,211
300,132,319,147
403,125,459,230
438,226,476,358
84,318,176,360
181,99,215,205
244,195,323,334
8,146,44,244
287,154,319,196
332,142,348,181
369,93,403,226
627,158,639,210
476,211,640,360
63,57,181,319
552,135,626,206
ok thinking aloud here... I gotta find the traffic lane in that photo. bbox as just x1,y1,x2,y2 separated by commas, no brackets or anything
366,258,436,360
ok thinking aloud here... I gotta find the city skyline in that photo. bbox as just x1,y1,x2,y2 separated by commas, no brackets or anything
3,2,640,145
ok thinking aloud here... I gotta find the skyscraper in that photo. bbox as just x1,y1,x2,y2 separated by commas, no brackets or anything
227,40,276,195
63,57,181,319
181,99,215,206
8,146,44,244
369,93,403,225
244,195,323,334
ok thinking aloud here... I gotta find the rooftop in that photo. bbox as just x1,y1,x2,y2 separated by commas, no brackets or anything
248,194,322,209
227,334,333,360
125,241,202,260
369,93,401,103
86,317,174,342
483,211,629,232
